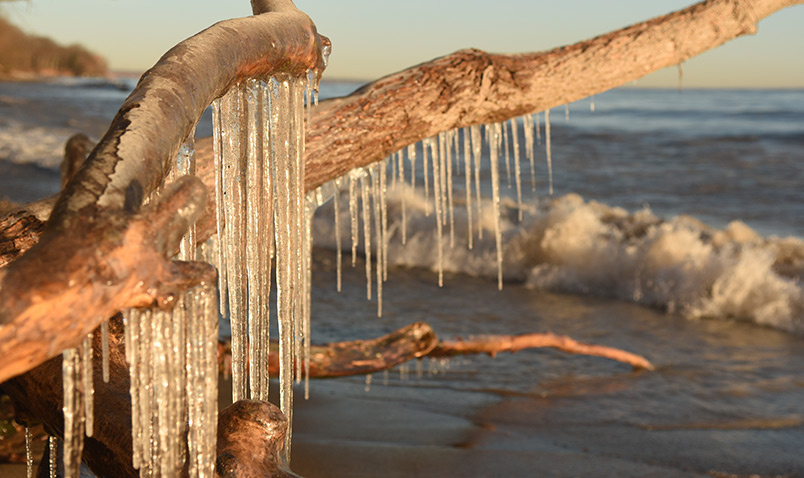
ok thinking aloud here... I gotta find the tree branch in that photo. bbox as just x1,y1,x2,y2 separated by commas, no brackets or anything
303,0,803,190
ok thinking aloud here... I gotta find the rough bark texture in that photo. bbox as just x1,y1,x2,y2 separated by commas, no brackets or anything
216,400,301,478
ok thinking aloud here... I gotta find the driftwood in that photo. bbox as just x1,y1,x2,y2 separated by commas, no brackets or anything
0,0,801,476
430,332,655,370
217,323,654,379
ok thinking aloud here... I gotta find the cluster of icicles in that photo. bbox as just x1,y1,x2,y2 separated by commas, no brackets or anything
42,71,319,477
328,110,555,317
41,74,564,477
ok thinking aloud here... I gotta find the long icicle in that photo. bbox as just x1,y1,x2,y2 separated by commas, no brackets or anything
399,147,407,245
82,334,94,438
422,137,430,216
372,165,383,317
523,114,536,191
502,120,511,187
221,83,249,402
349,172,359,267
545,109,553,195
334,177,342,291
444,131,455,248
380,160,389,283
488,123,504,290
259,81,274,401
429,137,444,287
62,346,84,478
470,125,483,241
211,98,229,321
360,173,373,300
462,128,473,249
510,118,523,222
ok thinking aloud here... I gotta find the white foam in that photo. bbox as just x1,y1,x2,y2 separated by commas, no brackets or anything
0,120,72,168
314,188,804,335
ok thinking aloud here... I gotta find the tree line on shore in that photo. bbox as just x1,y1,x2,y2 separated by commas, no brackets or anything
0,14,107,78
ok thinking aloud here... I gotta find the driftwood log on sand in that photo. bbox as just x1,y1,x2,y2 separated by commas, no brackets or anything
0,0,801,476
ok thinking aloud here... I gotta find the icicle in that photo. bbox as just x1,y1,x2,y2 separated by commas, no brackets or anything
437,133,448,230
487,123,504,290
545,109,554,195
590,95,596,112
390,152,397,190
422,137,430,215
186,284,219,478
217,83,249,403
259,78,275,403
101,320,110,383
334,178,343,291
372,165,383,317
48,436,57,478
407,143,417,191
82,334,94,438
444,131,455,247
502,121,511,187
523,114,536,191
25,427,32,478
470,125,483,240
380,160,389,283
267,75,309,461
62,347,84,478
399,147,407,245
462,128,473,249
211,98,229,319
510,118,523,222
246,79,268,402
360,173,373,300
565,103,570,122
123,309,142,470
303,199,314,399
677,62,684,92
175,129,197,260
536,112,542,145
429,137,444,287
452,130,461,176
292,77,306,391
349,172,359,267
364,374,373,392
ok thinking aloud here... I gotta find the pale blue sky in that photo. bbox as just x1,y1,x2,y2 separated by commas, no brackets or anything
3,0,803,87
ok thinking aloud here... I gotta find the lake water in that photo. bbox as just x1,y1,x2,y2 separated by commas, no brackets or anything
1,79,803,477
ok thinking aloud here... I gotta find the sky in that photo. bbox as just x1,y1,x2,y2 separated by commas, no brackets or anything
2,0,803,88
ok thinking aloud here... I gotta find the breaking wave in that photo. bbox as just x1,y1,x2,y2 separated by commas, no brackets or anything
313,186,804,335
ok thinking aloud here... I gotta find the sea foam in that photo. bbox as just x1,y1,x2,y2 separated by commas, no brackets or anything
313,187,804,335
